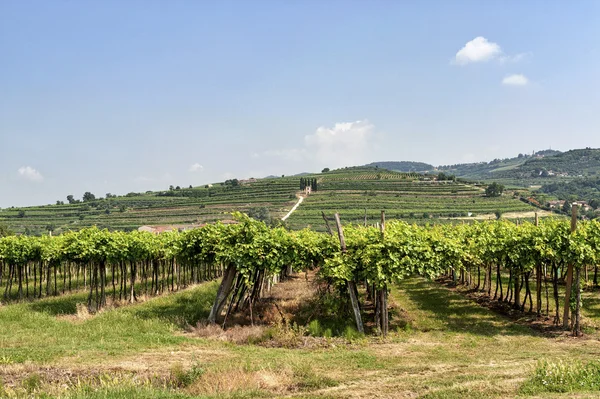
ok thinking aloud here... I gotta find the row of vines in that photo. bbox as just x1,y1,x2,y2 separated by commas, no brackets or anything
1,210,598,336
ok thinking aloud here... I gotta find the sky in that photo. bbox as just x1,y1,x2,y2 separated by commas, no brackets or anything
1,1,599,207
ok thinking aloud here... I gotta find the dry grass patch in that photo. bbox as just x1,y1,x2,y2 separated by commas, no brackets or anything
193,322,269,344
185,365,295,396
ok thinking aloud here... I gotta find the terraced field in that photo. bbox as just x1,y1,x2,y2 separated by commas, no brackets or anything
1,168,540,234
0,178,300,235
286,169,538,230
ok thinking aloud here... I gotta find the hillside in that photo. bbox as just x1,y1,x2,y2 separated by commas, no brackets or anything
364,161,434,173
0,179,299,235
0,168,540,235
437,149,600,186
285,168,537,231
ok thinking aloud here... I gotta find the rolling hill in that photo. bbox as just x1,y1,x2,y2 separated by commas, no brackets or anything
0,167,541,235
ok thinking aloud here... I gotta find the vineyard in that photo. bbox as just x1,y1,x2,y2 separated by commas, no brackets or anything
2,169,594,397
2,208,600,397
286,169,537,230
0,168,543,236
0,178,300,235
1,209,595,336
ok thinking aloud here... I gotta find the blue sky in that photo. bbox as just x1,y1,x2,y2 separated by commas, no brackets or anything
1,1,599,207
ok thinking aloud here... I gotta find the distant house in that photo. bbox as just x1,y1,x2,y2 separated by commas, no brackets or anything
548,200,565,209
573,201,592,211
239,178,257,185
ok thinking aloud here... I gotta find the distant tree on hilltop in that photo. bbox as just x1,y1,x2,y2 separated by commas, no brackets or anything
83,192,96,202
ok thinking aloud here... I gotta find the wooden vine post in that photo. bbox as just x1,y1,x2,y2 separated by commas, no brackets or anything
563,204,578,329
321,211,334,236
534,213,543,316
379,210,388,337
208,263,237,324
334,213,364,334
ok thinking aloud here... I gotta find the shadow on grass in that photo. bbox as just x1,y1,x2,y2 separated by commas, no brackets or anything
393,277,537,337
581,292,600,321
20,282,219,328
126,282,218,327
26,293,88,315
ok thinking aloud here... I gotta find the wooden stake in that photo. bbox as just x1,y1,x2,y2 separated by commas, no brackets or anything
535,214,542,316
334,213,364,334
379,210,388,336
563,205,578,329
574,267,582,336
321,211,333,236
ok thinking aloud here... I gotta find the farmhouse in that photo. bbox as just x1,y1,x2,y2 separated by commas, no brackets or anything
547,200,565,209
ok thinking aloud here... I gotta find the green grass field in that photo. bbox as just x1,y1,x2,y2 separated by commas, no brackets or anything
1,274,599,398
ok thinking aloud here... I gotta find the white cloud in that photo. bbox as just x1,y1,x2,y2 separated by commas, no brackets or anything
454,37,502,65
502,74,529,86
261,120,378,169
17,166,44,182
189,163,204,172
305,120,376,166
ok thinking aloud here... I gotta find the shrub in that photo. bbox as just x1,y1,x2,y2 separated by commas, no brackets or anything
170,361,204,387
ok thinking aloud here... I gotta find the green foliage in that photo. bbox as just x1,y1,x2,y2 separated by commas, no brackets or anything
521,360,600,393
366,161,434,172
293,364,338,390
247,207,271,223
169,361,204,387
485,182,505,197
0,224,13,237
83,192,96,202
22,372,42,393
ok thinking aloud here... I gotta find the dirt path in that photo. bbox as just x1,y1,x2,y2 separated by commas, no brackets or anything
452,210,554,220
281,195,305,221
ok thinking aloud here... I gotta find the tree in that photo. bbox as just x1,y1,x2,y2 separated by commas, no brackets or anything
17,210,25,218
494,210,503,220
83,192,96,202
589,198,600,210
169,185,175,191
247,207,271,223
485,182,505,197
562,201,572,214
67,195,75,204
56,200,64,205
0,223,13,237
322,168,330,173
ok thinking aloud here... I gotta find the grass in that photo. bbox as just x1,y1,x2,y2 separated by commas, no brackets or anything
520,360,600,394
0,280,219,363
1,275,600,398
